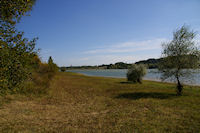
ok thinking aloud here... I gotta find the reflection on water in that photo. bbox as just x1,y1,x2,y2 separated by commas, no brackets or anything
66,69,200,85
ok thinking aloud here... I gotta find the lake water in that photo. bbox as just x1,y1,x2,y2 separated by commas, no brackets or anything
66,69,200,85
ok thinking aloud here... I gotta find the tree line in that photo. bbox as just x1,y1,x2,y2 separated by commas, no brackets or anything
60,59,161,71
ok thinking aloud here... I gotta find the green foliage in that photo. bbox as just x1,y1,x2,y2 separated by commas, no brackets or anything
18,58,58,95
0,1,59,96
60,67,67,72
111,62,129,69
0,0,38,93
48,56,53,64
47,56,58,73
127,64,147,83
67,62,132,69
0,0,36,24
0,25,38,91
135,58,162,69
159,25,200,95
18,64,49,95
34,58,58,91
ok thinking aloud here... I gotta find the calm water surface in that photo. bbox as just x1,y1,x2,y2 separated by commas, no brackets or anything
66,69,200,85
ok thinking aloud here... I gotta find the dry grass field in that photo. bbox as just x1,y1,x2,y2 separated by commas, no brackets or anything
0,72,200,132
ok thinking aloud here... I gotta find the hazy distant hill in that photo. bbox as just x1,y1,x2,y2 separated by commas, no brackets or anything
62,58,161,70
135,58,161,69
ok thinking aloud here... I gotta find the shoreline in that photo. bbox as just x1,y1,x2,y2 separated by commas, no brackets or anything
66,71,200,87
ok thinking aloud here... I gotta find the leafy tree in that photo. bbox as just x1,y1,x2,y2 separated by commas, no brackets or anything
0,0,37,91
159,25,200,95
127,64,147,83
0,0,36,24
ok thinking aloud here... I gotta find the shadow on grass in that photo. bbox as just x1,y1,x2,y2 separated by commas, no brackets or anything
115,92,177,100
119,81,138,84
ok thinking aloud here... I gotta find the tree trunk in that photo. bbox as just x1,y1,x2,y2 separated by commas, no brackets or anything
177,77,183,96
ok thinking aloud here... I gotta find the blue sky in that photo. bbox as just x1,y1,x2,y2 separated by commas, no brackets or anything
17,0,200,66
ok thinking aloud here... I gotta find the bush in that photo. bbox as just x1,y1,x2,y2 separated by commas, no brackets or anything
19,62,58,95
60,67,66,72
127,64,147,83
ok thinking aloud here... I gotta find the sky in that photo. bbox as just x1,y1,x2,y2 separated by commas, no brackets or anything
17,0,200,66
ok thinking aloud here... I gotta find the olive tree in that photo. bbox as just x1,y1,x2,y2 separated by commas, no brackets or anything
159,25,200,95
127,64,147,83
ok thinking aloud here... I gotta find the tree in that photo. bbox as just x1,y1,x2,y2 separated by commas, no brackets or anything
0,0,36,24
0,0,37,91
47,56,58,73
127,64,147,83
159,25,200,95
48,56,54,65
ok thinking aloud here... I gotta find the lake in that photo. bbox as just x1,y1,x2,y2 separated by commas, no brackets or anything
66,69,200,85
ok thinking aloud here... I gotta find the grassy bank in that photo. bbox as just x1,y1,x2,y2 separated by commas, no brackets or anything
0,72,200,132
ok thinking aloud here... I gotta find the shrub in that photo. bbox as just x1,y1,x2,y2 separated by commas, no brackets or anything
127,64,147,83
60,67,66,72
19,62,58,95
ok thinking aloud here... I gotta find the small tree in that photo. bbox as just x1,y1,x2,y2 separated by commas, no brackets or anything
127,64,147,83
48,56,53,65
47,56,58,73
159,25,200,95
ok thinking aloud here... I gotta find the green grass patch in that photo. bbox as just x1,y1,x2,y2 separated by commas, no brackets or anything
0,72,200,132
